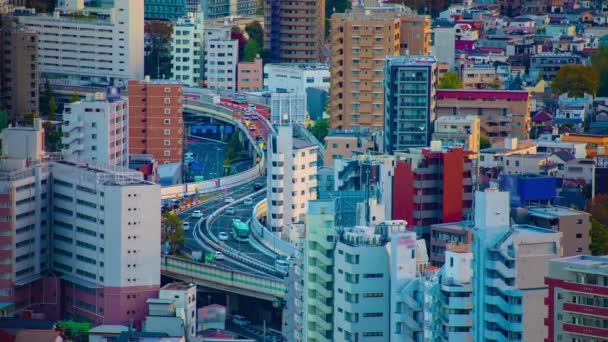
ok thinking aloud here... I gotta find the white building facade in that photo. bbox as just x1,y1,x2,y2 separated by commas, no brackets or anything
263,63,330,95
171,12,204,87
62,92,129,167
18,0,144,87
204,26,238,91
266,125,318,232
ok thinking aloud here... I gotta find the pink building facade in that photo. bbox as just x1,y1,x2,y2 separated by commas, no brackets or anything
237,58,263,92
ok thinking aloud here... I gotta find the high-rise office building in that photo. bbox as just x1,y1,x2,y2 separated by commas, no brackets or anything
471,190,562,341
62,92,129,167
18,0,144,87
384,55,437,153
329,6,431,132
263,0,325,63
266,125,318,231
545,255,608,342
0,17,38,123
128,79,184,165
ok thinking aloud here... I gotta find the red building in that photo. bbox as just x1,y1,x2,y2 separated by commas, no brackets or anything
128,79,184,165
391,145,474,236
545,255,608,342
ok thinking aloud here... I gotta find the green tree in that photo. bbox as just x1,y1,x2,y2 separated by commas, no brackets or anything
591,47,608,97
551,65,599,97
245,20,263,47
243,39,260,62
48,97,58,120
437,72,462,89
226,133,243,161
479,136,491,150
590,219,608,256
308,119,329,143
40,79,53,115
70,92,80,103
0,109,8,132
22,112,39,126
161,212,185,255
144,21,173,79
43,121,63,152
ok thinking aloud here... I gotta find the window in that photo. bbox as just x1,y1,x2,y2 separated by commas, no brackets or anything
164,140,171,146
164,150,171,157
164,98,171,104
164,108,171,114
164,129,171,136
576,233,582,238
164,119,170,125
164,87,171,93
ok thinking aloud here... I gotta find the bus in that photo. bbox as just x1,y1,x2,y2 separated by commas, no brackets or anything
231,219,250,242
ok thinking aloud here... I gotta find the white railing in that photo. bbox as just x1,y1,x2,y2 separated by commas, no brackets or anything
250,199,297,257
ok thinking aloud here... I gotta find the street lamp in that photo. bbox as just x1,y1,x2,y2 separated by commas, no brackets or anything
216,147,221,187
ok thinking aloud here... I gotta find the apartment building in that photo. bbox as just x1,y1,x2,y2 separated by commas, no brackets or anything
432,115,481,153
529,52,584,81
263,0,325,63
0,17,38,122
52,160,160,327
62,91,129,167
478,138,537,169
460,63,501,89
391,143,474,236
156,283,197,339
0,121,52,316
424,244,474,341
18,0,144,87
526,206,590,257
432,26,456,71
128,79,184,165
472,190,562,342
263,63,330,113
430,221,473,266
398,12,431,56
561,133,608,158
204,26,238,91
144,0,188,21
323,129,379,166
545,255,608,342
266,125,318,232
333,226,390,341
0,122,161,326
384,55,438,153
436,89,531,142
171,12,204,87
237,58,263,92
302,199,338,342
329,8,400,131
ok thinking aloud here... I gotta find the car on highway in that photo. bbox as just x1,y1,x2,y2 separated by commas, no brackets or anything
253,183,263,190
225,208,235,215
182,221,191,231
214,251,225,260
225,196,235,203
218,232,229,241
275,258,289,273
232,314,251,327
192,210,203,218
248,103,256,111
249,125,256,131
244,198,253,206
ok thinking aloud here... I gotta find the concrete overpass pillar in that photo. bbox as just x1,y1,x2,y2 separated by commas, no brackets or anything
226,293,239,314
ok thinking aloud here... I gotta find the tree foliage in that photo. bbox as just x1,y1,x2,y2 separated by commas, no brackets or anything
479,136,491,150
231,27,248,61
551,65,599,97
243,39,260,62
70,92,80,103
587,194,608,255
23,112,39,126
245,20,263,47
438,72,462,89
161,212,185,255
591,47,608,97
144,21,173,79
308,119,329,143
226,133,243,161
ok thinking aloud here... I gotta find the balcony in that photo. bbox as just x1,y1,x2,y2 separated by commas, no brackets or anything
563,323,608,339
486,312,522,332
445,296,473,310
563,302,608,317
487,260,515,279
485,295,523,314
441,313,472,327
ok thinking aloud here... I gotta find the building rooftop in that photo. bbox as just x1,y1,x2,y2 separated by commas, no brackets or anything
161,282,194,291
88,325,129,334
147,298,174,304
554,255,608,275
264,63,329,71
435,115,478,123
527,205,588,219
513,224,561,235
432,221,473,232
386,55,437,65
437,89,529,100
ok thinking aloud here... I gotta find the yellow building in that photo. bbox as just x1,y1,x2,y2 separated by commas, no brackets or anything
561,133,608,158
